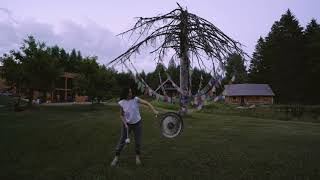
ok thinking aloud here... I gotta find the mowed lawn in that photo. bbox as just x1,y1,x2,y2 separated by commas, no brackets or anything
0,104,320,180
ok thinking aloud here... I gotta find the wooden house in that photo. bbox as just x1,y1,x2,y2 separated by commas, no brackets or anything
223,84,275,105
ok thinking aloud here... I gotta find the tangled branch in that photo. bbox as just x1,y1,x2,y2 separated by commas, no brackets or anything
108,3,247,73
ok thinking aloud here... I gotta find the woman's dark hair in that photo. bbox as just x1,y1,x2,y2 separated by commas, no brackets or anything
120,86,135,100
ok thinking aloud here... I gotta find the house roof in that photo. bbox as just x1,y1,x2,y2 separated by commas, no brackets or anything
223,84,275,96
155,79,179,92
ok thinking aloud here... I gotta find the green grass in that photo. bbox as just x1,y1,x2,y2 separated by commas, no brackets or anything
201,103,320,123
1,104,320,180
0,96,29,112
0,96,14,105
0,96,15,112
151,100,180,111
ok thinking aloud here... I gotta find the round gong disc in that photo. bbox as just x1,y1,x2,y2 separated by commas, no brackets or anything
160,112,183,138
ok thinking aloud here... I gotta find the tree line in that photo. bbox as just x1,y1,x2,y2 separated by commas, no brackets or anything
0,35,213,105
1,9,319,105
0,36,119,105
224,10,320,105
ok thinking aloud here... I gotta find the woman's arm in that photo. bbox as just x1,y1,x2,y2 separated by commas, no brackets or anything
120,107,128,128
137,98,159,115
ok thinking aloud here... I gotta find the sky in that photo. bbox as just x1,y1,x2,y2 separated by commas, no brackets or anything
0,0,319,72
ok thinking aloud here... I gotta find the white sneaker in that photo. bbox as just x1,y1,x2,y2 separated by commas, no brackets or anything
110,156,119,167
136,157,141,165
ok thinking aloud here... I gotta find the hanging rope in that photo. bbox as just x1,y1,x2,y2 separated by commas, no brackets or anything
158,71,167,96
124,60,173,102
197,73,203,93
136,58,222,97
122,58,223,106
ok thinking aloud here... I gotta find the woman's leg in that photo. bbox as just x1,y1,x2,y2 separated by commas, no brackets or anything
111,124,130,166
133,121,142,156
115,124,128,156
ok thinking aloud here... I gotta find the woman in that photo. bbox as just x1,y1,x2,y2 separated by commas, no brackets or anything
111,87,158,166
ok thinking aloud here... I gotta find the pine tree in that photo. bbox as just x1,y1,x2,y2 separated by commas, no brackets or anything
263,9,304,103
304,19,320,104
67,49,78,72
77,51,82,61
59,48,69,71
224,53,247,84
248,37,267,83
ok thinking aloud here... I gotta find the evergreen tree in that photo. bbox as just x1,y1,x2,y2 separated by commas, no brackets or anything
261,9,304,103
248,37,267,83
224,53,247,84
77,51,82,61
145,63,166,90
190,67,211,94
59,48,69,70
304,19,320,104
67,49,78,72
140,70,146,80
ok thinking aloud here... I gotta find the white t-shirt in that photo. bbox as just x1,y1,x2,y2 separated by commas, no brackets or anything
118,97,141,124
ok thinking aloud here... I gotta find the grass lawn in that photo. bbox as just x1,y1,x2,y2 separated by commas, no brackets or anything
201,103,320,123
1,103,320,180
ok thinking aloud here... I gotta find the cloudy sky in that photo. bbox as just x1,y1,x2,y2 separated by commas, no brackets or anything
1,0,319,72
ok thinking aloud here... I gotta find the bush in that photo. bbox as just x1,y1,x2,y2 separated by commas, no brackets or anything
151,100,180,111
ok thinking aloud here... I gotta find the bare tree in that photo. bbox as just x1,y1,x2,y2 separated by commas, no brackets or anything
108,3,246,106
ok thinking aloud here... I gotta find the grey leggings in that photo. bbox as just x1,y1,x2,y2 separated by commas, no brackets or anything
115,120,142,156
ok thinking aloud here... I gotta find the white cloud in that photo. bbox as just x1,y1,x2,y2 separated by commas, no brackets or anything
1,8,214,73
0,8,127,67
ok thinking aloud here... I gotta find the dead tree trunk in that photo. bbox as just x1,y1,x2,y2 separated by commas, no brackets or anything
179,9,190,108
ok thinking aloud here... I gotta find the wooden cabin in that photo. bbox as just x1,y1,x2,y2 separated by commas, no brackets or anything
154,78,179,103
223,84,275,105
